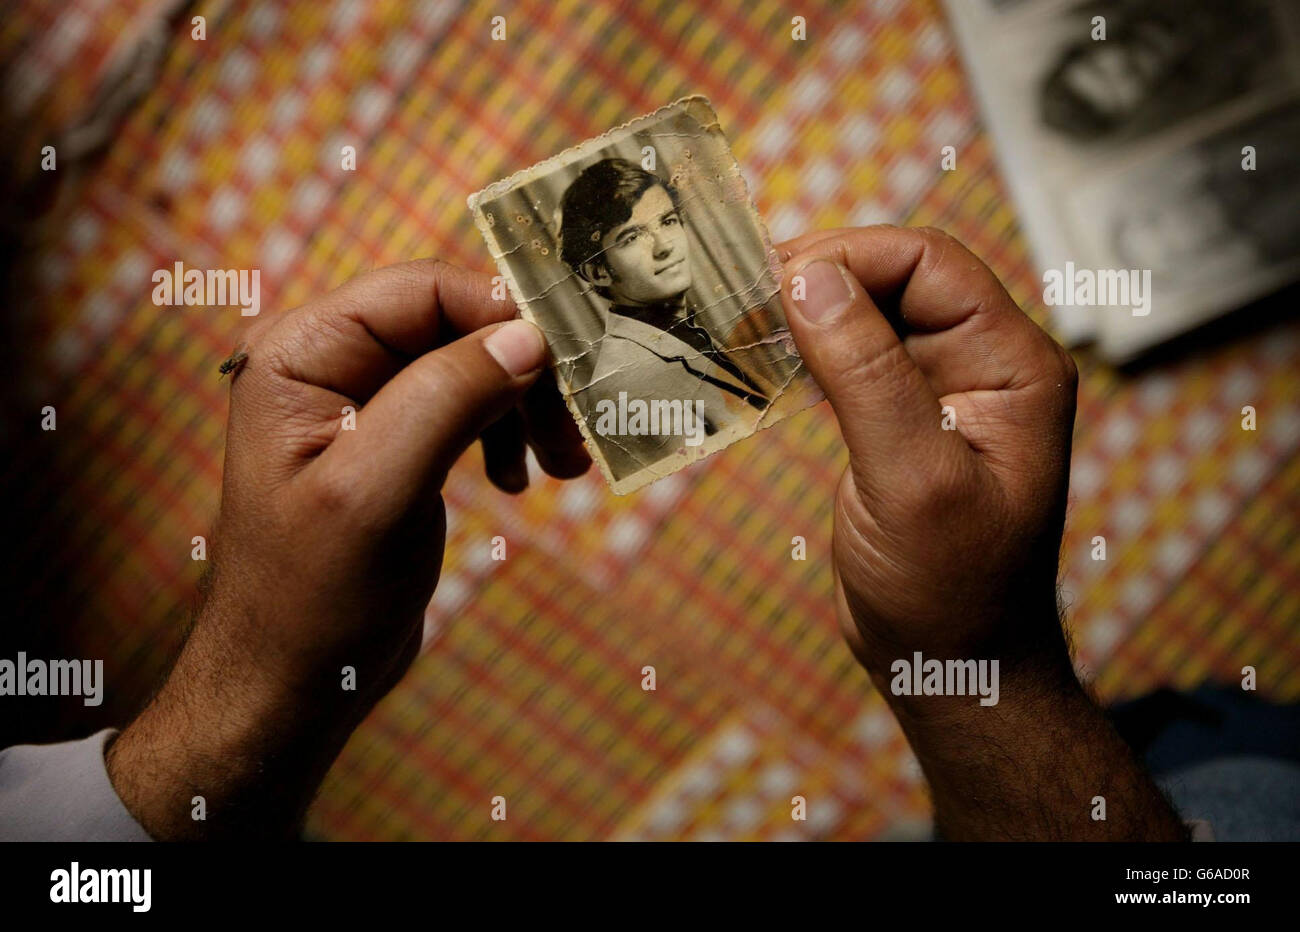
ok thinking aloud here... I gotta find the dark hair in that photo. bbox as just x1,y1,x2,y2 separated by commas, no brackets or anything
558,158,680,286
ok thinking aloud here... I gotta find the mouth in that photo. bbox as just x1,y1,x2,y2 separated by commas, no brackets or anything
654,258,684,276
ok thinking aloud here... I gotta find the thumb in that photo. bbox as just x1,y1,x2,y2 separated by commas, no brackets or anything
317,318,548,503
780,258,961,502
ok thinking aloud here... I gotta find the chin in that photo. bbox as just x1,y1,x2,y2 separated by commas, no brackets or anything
662,272,691,295
655,285,689,303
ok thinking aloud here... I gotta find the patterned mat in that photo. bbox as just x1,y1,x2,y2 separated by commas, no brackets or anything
4,0,1296,840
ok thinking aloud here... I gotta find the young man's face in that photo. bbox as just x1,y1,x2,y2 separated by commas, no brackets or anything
592,184,693,305
1061,42,1154,118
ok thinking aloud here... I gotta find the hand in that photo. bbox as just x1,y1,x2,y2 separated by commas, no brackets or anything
107,260,589,839
778,226,1185,839
779,226,1078,685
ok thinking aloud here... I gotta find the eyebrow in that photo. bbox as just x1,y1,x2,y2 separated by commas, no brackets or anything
613,208,679,245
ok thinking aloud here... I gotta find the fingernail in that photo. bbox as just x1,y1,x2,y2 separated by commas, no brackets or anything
484,319,546,376
790,259,855,324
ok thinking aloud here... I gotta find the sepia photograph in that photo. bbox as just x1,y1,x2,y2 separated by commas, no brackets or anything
469,96,821,494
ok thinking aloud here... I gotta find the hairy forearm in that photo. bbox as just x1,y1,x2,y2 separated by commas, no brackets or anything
105,609,358,841
876,651,1189,841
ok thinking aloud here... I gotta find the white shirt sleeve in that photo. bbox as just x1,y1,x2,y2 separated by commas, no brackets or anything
0,728,153,841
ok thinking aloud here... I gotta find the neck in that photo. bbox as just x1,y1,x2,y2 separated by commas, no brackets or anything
608,294,692,331
611,292,687,311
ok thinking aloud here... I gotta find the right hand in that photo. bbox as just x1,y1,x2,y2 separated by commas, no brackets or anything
777,226,1080,695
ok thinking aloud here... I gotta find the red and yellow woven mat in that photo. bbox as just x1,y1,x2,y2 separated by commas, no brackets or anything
5,0,1296,840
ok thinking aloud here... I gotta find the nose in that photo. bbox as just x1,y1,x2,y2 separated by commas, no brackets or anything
651,227,674,258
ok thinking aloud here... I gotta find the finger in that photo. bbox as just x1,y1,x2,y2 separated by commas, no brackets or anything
776,226,900,265
780,227,1060,397
784,227,1077,498
250,259,518,403
480,408,530,494
519,370,592,479
308,319,548,517
780,256,967,503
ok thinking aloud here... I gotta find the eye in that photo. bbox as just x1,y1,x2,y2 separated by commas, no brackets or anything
663,213,680,226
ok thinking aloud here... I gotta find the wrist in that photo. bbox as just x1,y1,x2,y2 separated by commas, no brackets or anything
871,637,1080,731
860,606,1078,725
106,615,358,840
864,639,1183,840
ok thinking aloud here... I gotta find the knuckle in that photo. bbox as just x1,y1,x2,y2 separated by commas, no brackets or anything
917,457,970,516
363,258,461,319
850,222,898,239
871,456,967,540
300,466,363,516
228,305,318,383
913,226,967,279
268,306,354,371
914,226,991,278
877,431,972,513
914,225,962,257
394,256,443,279
384,258,441,298
916,224,953,242
305,301,357,344
234,314,276,350
833,339,914,394
413,346,473,397
405,347,494,433
253,338,298,384
887,468,933,515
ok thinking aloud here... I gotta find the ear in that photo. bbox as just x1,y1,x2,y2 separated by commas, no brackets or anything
581,259,613,288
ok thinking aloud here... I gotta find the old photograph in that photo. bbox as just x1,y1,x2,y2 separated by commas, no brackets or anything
469,96,822,494
944,0,1300,357
1066,99,1300,356
1037,0,1285,145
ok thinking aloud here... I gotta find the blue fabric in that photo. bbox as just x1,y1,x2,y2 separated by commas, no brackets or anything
1158,755,1300,842
1110,684,1300,774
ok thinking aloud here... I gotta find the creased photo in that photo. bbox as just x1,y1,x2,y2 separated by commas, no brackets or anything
468,96,822,494
945,0,1300,360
